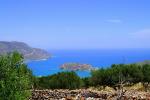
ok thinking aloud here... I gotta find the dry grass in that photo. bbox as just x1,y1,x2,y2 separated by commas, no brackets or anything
124,82,145,91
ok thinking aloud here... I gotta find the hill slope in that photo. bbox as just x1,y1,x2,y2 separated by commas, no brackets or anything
0,41,50,60
137,60,150,65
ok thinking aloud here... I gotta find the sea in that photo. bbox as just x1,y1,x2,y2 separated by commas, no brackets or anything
27,49,150,77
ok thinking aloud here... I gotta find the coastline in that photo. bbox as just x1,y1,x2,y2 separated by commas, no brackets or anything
24,57,50,63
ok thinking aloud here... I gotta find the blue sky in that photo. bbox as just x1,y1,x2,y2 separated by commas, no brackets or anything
0,0,150,49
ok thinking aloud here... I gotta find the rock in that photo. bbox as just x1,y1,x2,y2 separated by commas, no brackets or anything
29,89,150,100
60,63,96,71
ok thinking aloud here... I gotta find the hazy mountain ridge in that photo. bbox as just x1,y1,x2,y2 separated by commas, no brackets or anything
0,41,50,60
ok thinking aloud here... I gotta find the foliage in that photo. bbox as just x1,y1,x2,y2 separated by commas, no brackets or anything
2,51,149,96
142,64,150,83
90,64,150,87
35,71,82,89
33,64,150,90
81,77,91,88
0,52,33,100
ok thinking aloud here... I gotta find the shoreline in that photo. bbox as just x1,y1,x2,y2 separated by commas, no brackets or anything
24,57,50,63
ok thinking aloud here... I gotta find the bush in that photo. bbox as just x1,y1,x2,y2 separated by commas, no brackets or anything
90,64,149,87
0,52,33,100
81,77,91,88
36,71,82,89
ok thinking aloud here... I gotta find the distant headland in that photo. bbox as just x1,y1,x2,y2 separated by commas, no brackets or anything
0,41,51,60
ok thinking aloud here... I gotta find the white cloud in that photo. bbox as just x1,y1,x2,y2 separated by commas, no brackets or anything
123,29,150,48
106,19,122,23
131,29,150,39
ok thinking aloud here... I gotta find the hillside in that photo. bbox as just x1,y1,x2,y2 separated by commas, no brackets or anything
0,41,50,60
136,60,150,65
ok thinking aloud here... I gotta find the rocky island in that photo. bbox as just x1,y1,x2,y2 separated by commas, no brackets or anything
0,41,51,60
60,63,95,71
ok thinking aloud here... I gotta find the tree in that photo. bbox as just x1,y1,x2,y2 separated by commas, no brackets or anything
36,71,82,89
82,77,91,88
142,64,150,83
142,64,150,91
0,52,33,100
90,64,145,87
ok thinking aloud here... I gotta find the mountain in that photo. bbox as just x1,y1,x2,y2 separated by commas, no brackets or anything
0,41,50,60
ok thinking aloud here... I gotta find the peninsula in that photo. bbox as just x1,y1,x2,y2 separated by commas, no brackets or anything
0,41,50,60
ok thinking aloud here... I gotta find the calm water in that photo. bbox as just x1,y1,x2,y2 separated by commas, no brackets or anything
27,49,150,77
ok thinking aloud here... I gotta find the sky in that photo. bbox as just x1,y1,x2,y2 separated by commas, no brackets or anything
0,0,150,50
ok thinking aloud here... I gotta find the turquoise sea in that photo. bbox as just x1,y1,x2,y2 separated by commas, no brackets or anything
27,49,150,77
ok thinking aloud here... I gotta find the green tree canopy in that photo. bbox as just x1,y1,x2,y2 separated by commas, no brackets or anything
90,64,147,87
36,71,82,89
0,52,33,100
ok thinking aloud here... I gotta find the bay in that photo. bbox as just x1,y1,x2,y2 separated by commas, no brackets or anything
27,49,150,77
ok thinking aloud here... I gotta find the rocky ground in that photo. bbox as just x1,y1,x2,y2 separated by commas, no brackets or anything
29,89,150,100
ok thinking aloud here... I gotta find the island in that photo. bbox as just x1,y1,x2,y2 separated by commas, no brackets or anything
60,63,96,71
0,41,51,60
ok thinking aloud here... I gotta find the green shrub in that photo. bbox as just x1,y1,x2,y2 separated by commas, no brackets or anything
0,52,33,100
90,64,149,87
36,71,82,89
81,77,91,88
